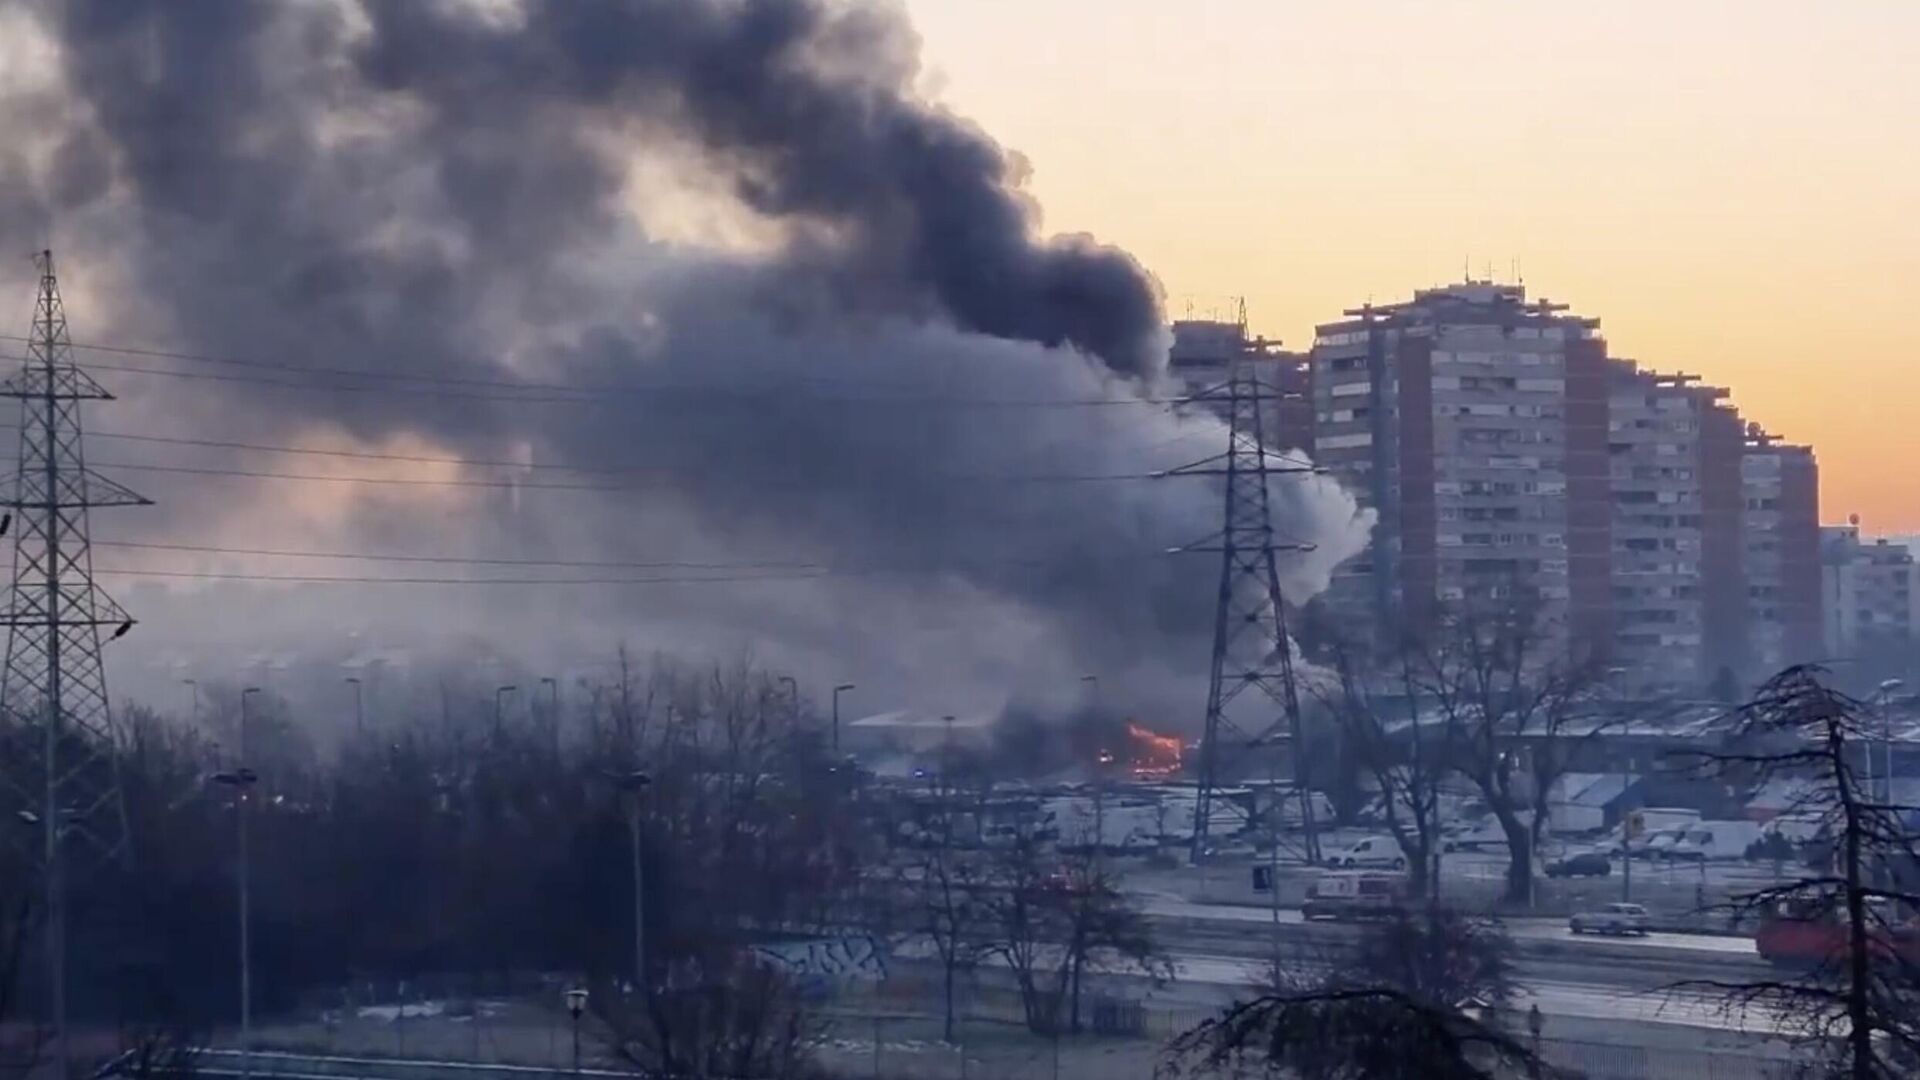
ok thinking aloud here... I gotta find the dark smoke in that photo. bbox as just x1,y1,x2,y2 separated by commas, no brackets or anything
0,0,1368,722
355,0,1167,377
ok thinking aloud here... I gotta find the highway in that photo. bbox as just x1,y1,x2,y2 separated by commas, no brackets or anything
1122,894,1795,1039
1139,894,1756,957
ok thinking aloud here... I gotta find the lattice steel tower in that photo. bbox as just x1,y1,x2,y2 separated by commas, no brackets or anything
0,250,147,1080
1162,322,1319,864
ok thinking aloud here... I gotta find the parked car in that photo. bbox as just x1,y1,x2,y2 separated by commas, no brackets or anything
1637,827,1688,860
1545,851,1612,878
1441,822,1506,853
1324,836,1407,870
1570,902,1650,936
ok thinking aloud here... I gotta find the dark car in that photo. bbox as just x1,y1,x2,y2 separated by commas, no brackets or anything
1546,852,1612,878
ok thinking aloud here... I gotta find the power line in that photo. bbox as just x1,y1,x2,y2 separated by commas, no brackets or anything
92,567,833,586
0,424,1198,478
95,539,820,571
0,457,1160,491
87,431,663,475
0,347,1185,410
1,332,883,394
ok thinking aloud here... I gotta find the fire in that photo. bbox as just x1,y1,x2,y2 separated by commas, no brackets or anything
1125,721,1183,780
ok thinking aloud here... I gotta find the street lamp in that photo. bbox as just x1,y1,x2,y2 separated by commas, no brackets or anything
494,685,518,738
183,678,200,726
831,683,855,752
1080,673,1098,708
564,987,589,1073
1876,678,1903,805
344,676,363,735
606,769,652,997
221,686,263,1080
16,807,79,1080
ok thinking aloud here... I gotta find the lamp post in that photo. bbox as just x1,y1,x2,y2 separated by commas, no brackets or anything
542,677,560,757
344,676,363,735
607,770,652,997
17,807,76,1080
1876,678,1903,806
1079,673,1098,708
183,678,200,725
831,683,855,752
564,987,589,1074
218,686,264,1080
494,685,517,739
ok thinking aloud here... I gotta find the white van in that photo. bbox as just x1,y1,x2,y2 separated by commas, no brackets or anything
1664,821,1765,861
1324,836,1407,870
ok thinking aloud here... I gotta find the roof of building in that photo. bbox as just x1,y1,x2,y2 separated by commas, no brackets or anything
1551,772,1638,808
844,709,996,731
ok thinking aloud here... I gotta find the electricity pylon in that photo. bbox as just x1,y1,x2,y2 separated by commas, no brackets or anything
0,250,148,1080
1161,360,1320,865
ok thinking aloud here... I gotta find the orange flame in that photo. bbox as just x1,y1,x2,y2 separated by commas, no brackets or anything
1125,721,1183,779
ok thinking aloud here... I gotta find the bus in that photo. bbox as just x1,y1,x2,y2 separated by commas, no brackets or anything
1755,897,1920,967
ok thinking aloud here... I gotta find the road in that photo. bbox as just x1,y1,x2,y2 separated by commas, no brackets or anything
1122,893,1800,1040
1139,894,1755,956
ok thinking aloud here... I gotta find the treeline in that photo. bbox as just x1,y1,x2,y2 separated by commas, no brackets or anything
3,655,876,1076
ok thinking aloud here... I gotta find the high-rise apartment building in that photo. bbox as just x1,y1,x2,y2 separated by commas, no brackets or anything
1743,429,1822,672
1820,520,1917,681
1308,282,1612,653
1169,318,1312,452
1606,363,1745,689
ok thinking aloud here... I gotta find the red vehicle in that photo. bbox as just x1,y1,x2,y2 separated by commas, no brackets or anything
1755,898,1920,967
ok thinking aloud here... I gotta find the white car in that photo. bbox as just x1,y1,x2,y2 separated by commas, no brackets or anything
1442,822,1506,853
1324,836,1407,870
1570,902,1650,936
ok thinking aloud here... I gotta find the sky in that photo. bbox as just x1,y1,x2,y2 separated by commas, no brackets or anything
904,0,1920,530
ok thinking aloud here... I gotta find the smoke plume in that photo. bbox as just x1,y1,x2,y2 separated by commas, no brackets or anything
0,0,1370,723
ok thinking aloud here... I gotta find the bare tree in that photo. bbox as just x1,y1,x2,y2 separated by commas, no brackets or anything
898,768,989,1043
1315,638,1447,897
1164,907,1532,1080
1410,599,1616,905
593,957,824,1080
1676,667,1920,1079
978,823,1165,1035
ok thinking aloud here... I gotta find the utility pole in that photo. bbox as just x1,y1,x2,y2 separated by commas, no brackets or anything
1158,322,1319,864
494,684,516,740
607,770,651,996
779,675,799,727
216,688,262,1080
541,676,560,758
0,251,149,1080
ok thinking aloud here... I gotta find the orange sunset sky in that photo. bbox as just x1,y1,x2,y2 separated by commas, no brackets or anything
904,0,1920,531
